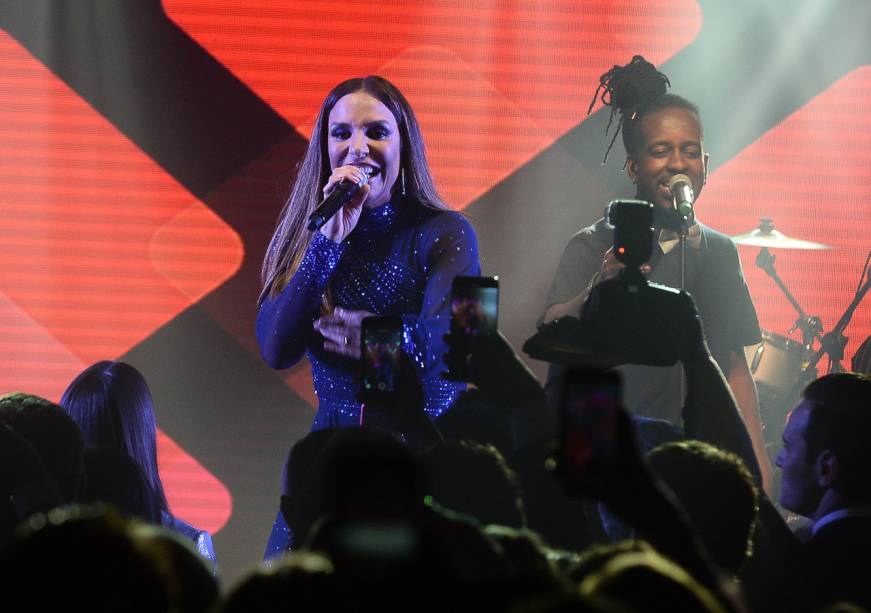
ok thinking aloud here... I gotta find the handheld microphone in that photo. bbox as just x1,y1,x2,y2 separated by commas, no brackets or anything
667,174,694,221
307,168,371,232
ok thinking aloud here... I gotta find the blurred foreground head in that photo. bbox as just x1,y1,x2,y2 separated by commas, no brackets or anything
0,392,85,501
0,505,216,613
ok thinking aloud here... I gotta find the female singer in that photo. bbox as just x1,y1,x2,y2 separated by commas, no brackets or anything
257,76,480,431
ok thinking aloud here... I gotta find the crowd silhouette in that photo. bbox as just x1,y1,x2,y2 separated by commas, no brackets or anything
2,286,870,613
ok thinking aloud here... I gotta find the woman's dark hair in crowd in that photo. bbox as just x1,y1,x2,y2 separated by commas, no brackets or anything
60,361,168,523
588,55,701,164
82,448,156,522
261,75,448,300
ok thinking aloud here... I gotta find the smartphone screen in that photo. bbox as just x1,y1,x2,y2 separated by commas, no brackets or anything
360,316,403,398
444,276,498,381
559,370,621,470
450,276,499,339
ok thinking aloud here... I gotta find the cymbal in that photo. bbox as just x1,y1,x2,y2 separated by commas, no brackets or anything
731,228,831,250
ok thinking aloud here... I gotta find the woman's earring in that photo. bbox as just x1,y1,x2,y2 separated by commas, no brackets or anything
401,168,407,196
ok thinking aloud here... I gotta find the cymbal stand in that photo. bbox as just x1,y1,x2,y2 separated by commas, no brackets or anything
755,248,822,348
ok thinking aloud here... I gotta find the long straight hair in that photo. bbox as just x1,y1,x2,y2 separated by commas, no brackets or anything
60,361,168,521
261,75,448,301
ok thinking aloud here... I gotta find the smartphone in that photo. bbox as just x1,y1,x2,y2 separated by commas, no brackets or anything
360,316,403,401
558,369,621,471
450,276,499,339
445,276,499,380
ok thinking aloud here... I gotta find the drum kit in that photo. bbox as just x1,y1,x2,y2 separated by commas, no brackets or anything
732,217,869,445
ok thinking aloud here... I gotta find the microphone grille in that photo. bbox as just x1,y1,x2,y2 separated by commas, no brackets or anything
667,174,693,191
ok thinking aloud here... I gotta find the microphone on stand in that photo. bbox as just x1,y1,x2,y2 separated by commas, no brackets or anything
668,174,694,221
307,168,371,232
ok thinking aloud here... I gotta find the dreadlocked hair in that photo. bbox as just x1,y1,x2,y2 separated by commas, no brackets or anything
589,55,697,165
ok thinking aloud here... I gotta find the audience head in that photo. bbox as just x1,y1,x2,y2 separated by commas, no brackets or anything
648,440,758,573
321,427,422,519
776,373,871,520
291,427,423,549
578,547,727,613
308,502,516,611
569,540,653,584
130,523,219,612
420,440,526,528
299,431,520,609
279,428,339,548
0,505,170,612
218,552,336,613
60,361,169,515
484,525,568,599
0,392,85,501
851,334,871,375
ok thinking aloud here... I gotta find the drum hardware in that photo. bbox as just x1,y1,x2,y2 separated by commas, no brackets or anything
755,247,823,351
790,253,871,384
733,219,871,412
732,219,831,447
744,331,809,397
733,218,834,356
733,218,830,357
731,217,830,250
733,219,824,391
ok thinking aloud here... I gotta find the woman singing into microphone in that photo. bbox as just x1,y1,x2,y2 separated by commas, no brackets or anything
257,76,480,431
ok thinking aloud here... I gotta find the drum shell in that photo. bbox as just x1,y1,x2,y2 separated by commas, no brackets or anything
744,332,807,396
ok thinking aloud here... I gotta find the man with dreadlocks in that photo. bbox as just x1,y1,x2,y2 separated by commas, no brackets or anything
541,56,771,490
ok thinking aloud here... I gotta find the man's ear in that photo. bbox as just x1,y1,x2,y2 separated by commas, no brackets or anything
815,449,840,488
626,156,638,183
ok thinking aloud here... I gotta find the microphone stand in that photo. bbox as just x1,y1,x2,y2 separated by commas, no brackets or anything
677,212,690,404
678,221,688,291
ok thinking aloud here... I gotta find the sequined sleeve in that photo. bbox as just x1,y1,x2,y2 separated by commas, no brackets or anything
402,212,480,375
256,233,347,369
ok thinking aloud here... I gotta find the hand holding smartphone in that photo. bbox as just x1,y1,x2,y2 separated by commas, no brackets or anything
557,369,622,474
444,276,499,381
359,316,403,404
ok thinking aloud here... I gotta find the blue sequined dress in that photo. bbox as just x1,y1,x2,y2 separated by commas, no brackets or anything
256,199,480,430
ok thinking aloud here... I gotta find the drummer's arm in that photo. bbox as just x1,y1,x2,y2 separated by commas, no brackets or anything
727,350,773,496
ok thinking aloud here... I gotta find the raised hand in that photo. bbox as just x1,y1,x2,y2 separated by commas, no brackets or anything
318,165,371,243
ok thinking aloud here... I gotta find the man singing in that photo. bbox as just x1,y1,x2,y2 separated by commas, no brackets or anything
541,56,771,489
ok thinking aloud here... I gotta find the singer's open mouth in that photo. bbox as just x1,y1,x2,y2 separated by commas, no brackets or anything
351,163,379,179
